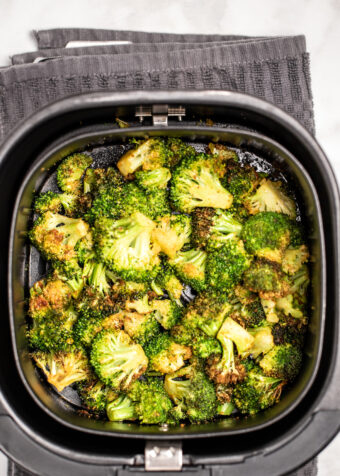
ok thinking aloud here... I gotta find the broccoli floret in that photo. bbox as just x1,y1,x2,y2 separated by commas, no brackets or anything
86,182,151,223
184,291,231,337
282,245,309,275
242,212,292,263
123,311,161,345
117,138,168,176
229,294,267,328
74,311,124,348
275,294,304,319
112,279,149,300
146,188,171,218
76,285,120,318
166,138,196,168
290,265,310,296
83,167,124,195
28,307,78,352
144,333,192,374
246,326,275,359
164,362,217,422
169,248,206,292
208,143,239,162
34,191,81,217
124,294,151,314
153,265,184,303
244,179,296,218
170,323,221,359
191,208,243,248
217,402,235,416
219,316,255,355
33,349,90,392
259,344,302,382
243,260,290,299
272,322,306,348
28,276,72,319
30,212,89,262
224,162,260,204
170,154,233,212
77,378,116,412
135,167,171,190
233,367,285,415
106,394,137,421
76,231,95,264
128,378,173,424
206,238,251,291
95,212,160,282
151,299,182,330
82,260,112,295
90,329,148,390
152,214,192,259
57,153,92,195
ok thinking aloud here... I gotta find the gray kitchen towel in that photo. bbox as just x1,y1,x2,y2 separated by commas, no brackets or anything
0,31,314,145
3,29,317,475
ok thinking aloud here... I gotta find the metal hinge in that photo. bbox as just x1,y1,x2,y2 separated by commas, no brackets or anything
135,105,186,126
145,441,183,471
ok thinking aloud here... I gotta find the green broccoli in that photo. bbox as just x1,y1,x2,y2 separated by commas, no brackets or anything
245,326,275,359
164,362,217,422
145,188,171,218
30,212,89,262
123,311,161,345
117,138,168,176
228,292,267,328
32,349,90,392
82,260,112,295
243,260,290,300
74,311,124,348
152,214,192,259
135,167,171,190
206,238,251,291
223,162,260,204
151,299,182,330
170,154,233,212
90,329,148,391
28,275,72,319
244,178,296,218
152,265,184,303
191,208,243,248
217,402,236,416
282,245,309,275
106,394,137,421
77,378,116,412
83,167,124,195
166,138,196,168
57,153,92,195
170,323,221,359
208,143,239,162
169,248,206,292
128,378,173,424
34,191,81,217
233,366,285,415
144,333,192,374
259,343,302,382
242,212,293,263
95,212,160,282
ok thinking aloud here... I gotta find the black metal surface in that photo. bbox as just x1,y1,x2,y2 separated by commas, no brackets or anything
0,91,339,474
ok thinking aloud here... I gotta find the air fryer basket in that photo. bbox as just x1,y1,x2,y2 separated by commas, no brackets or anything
1,91,339,475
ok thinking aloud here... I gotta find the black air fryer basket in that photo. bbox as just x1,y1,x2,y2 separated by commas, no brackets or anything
0,91,339,476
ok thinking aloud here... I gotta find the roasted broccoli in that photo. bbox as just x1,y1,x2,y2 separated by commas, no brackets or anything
282,245,309,275
57,153,92,195
95,212,160,282
243,260,290,299
244,179,296,218
259,343,302,382
77,378,116,412
123,311,161,345
208,143,239,162
106,394,137,421
33,349,90,392
145,333,192,374
73,310,124,348
246,326,275,359
30,212,89,262
233,366,285,415
117,138,168,176
224,162,260,204
28,275,72,319
135,167,171,190
170,154,233,212
169,248,206,292
34,191,81,217
128,378,173,424
152,265,184,303
206,238,251,291
152,214,192,259
191,208,243,248
151,299,182,330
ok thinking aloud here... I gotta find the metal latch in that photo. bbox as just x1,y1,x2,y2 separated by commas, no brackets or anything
145,441,183,471
135,105,186,126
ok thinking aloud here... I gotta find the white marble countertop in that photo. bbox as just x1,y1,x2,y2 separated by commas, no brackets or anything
0,0,339,474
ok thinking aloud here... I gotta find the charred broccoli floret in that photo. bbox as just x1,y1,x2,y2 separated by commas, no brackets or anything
33,349,90,392
34,191,80,217
73,310,124,348
152,265,184,303
30,212,89,262
77,378,116,412
170,323,221,359
259,343,302,382
123,311,161,345
208,143,239,162
224,162,260,204
206,238,251,291
128,378,173,424
82,260,113,295
151,299,182,330
229,293,267,328
28,275,72,319
233,366,285,415
242,212,292,263
272,322,306,348
145,333,192,374
152,214,192,259
169,248,207,292
117,138,168,176
244,179,296,218
91,330,148,390
57,153,92,195
245,326,275,359
282,245,309,275
170,154,233,212
243,260,290,299
191,208,243,248
164,362,217,422
106,394,137,421
166,138,196,168
135,167,171,190
95,212,160,282
83,167,124,195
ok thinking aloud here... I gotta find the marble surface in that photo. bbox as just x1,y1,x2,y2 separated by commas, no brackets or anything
0,0,339,474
